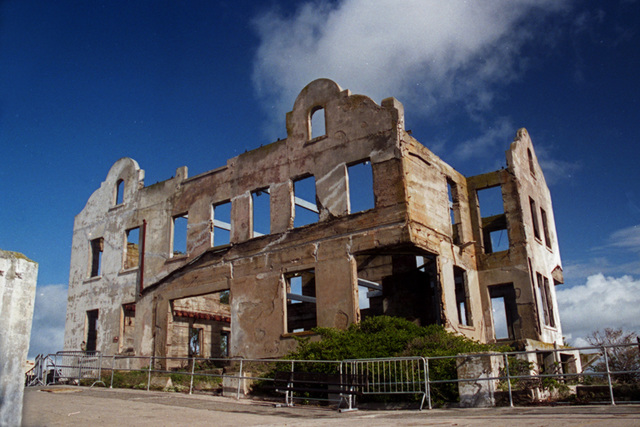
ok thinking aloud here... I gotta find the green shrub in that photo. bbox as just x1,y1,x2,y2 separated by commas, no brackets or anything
282,316,510,406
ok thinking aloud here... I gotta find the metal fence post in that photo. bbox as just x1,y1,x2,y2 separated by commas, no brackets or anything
147,356,153,392
236,359,244,400
425,357,432,410
110,355,115,388
189,356,196,395
504,354,514,408
603,347,615,405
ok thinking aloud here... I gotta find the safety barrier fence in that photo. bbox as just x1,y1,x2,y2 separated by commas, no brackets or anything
27,343,639,409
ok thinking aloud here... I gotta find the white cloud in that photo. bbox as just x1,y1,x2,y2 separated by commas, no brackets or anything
454,117,514,161
252,0,571,139
28,284,67,358
607,224,640,252
557,274,640,346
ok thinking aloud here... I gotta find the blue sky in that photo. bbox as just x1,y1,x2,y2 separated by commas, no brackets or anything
1,0,639,357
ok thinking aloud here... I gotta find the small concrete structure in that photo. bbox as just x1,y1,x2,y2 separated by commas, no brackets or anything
457,353,504,407
64,79,574,368
0,250,38,426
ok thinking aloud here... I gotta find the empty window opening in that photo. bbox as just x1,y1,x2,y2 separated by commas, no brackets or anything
491,297,509,340
121,303,135,352
530,197,541,240
220,331,230,358
189,327,203,357
172,214,188,256
489,229,509,252
124,227,140,269
347,160,375,213
90,238,103,277
528,148,535,176
170,291,232,360
540,208,552,248
310,106,325,139
535,272,549,326
293,176,319,227
357,277,382,312
544,277,556,328
85,309,99,352
447,179,462,245
477,185,505,217
252,188,270,237
489,284,517,341
454,267,472,326
219,290,230,305
482,216,509,254
212,202,231,247
115,179,124,205
285,270,317,333
356,252,441,326
478,186,509,254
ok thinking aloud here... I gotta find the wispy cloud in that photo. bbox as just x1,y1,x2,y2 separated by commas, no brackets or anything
453,117,514,162
607,224,640,252
252,0,572,139
533,143,582,185
557,273,640,345
28,284,67,358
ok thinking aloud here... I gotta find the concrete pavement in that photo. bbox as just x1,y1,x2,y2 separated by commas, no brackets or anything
22,386,640,426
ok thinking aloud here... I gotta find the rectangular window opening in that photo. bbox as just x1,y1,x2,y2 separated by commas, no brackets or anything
172,214,188,257
189,327,203,357
86,309,99,352
540,208,552,249
220,331,229,358
252,188,270,237
477,185,505,217
347,160,375,213
454,267,472,326
357,277,382,313
478,186,509,254
489,284,517,341
121,303,135,352
536,272,550,326
124,227,140,270
490,297,509,340
285,270,317,333
90,238,103,277
293,176,319,228
212,202,231,247
530,197,541,240
447,179,462,245
543,276,556,328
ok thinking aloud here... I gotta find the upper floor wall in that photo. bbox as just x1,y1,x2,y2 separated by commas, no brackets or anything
68,79,409,295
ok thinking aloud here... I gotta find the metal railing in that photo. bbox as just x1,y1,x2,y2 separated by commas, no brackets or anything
344,357,428,409
27,343,639,409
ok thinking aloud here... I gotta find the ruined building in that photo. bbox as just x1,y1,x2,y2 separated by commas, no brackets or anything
64,79,566,362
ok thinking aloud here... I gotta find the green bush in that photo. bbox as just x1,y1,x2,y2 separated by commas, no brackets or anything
283,316,510,406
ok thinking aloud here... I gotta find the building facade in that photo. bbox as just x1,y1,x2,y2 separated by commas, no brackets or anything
64,79,566,361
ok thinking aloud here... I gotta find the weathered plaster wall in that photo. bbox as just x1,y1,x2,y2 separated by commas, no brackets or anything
0,250,37,427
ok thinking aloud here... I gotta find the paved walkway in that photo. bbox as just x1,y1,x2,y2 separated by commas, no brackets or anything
22,386,640,426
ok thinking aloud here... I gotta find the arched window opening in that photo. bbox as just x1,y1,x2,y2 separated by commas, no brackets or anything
527,148,535,177
115,179,125,205
310,106,325,139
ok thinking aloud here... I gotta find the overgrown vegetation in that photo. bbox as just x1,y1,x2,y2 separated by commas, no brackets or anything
282,316,511,405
